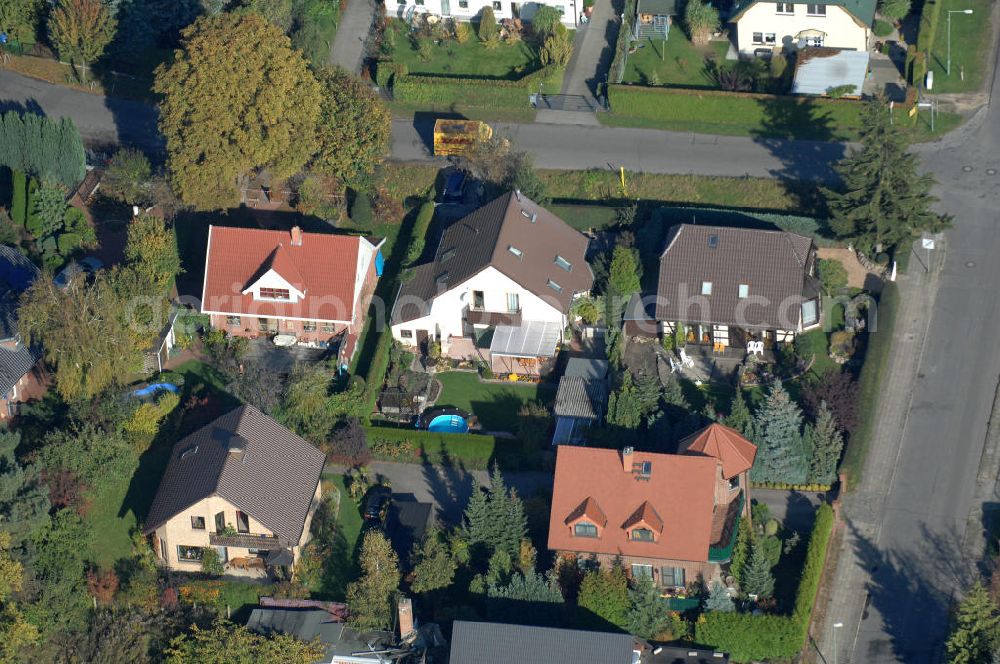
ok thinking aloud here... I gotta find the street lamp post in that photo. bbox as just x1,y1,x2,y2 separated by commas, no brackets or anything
832,621,844,664
947,9,974,76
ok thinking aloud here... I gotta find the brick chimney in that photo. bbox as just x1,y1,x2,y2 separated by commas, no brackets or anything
622,446,634,473
397,596,415,640
290,226,303,247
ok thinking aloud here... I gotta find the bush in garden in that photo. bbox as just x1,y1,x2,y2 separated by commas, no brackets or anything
477,7,497,41
818,258,849,294
201,548,224,577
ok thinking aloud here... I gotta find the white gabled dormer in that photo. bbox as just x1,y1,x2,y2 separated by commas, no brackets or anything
241,242,307,304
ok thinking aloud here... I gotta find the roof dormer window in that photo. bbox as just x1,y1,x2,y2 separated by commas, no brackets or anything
573,522,598,538
630,528,654,542
259,287,290,300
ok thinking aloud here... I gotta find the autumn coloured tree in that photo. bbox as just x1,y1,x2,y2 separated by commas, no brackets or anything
346,530,400,631
154,13,322,209
47,0,117,81
165,620,327,663
311,67,392,185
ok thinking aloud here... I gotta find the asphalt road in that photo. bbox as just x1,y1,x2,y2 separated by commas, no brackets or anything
0,69,843,182
841,53,1000,664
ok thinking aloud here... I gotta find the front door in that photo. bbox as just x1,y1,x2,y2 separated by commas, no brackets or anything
416,330,429,356
441,0,450,14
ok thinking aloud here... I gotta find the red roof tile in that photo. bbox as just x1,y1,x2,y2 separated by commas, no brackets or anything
547,447,718,563
679,423,757,480
202,226,368,322
622,501,664,534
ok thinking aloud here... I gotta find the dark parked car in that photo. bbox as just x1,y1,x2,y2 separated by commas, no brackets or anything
363,486,392,525
442,172,466,203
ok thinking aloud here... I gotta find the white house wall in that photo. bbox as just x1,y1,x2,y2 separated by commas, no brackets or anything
391,266,566,343
391,0,579,26
734,3,869,55
244,269,305,303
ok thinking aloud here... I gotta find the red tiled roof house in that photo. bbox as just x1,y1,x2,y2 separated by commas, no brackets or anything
201,225,384,363
547,423,756,590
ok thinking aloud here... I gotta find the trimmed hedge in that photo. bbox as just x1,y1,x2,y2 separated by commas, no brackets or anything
841,281,900,485
10,169,26,226
913,0,944,84
359,323,394,421
607,85,866,141
696,503,837,662
363,425,499,468
392,66,562,111
406,200,435,265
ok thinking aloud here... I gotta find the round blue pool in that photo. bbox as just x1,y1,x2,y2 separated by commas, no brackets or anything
133,382,180,398
427,414,469,434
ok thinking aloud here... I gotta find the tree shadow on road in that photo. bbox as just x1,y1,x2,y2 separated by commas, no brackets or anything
419,445,475,526
848,520,976,663
749,95,847,216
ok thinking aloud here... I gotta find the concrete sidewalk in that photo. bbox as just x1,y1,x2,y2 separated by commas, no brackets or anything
815,237,946,664
328,0,377,73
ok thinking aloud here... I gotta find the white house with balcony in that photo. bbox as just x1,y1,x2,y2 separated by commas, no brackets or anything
730,0,874,56
392,0,579,27
390,191,592,375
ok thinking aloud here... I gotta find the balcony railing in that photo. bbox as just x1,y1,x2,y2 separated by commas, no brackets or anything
708,492,745,563
209,531,282,549
464,308,522,327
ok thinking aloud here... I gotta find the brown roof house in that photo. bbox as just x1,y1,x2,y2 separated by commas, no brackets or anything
655,224,822,358
390,192,592,376
144,405,325,575
548,423,756,591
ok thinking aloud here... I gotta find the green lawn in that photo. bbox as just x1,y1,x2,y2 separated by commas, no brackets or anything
310,475,363,599
434,371,555,433
928,0,993,93
385,19,542,79
85,472,140,568
795,298,846,379
623,35,730,88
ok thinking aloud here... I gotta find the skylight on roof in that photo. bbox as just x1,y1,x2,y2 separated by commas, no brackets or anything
547,279,563,293
436,271,450,283
554,255,572,272
180,445,199,460
508,245,523,259
738,284,749,299
702,281,713,295
440,247,456,263
708,234,719,248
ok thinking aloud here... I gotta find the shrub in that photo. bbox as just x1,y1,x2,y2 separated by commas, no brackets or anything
363,426,499,468
368,435,416,460
872,18,894,37
791,504,835,636
201,548,224,576
695,613,801,662
531,5,562,38
817,258,849,293
375,60,394,89
416,37,433,62
477,7,498,41
325,418,372,465
540,25,572,67
11,169,26,227
350,191,374,226
685,0,719,45
455,21,471,43
879,0,911,22
770,53,787,79
373,187,404,224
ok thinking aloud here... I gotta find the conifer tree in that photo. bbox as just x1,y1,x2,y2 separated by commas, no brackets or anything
346,530,400,631
741,540,775,599
808,402,844,484
750,381,809,484
824,98,950,255
462,479,491,548
704,581,735,612
608,373,643,430
724,389,753,436
410,527,456,594
946,582,1000,664
627,575,668,639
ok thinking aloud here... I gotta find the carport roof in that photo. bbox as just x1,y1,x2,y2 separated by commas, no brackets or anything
792,48,870,97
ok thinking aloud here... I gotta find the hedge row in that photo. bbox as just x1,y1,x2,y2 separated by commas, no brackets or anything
358,321,394,421
363,425,499,469
696,503,837,662
751,481,834,492
607,85,865,141
912,0,944,84
392,66,562,111
841,281,900,485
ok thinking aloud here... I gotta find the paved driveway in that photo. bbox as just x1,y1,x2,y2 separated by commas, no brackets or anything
329,460,552,524
328,0,377,73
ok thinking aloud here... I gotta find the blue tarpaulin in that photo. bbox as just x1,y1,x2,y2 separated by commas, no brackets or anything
375,249,385,277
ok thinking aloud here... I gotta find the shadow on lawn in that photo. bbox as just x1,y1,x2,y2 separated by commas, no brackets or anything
750,95,847,214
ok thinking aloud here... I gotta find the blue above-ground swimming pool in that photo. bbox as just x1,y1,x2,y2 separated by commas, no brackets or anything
133,383,180,398
427,414,470,434
419,408,471,434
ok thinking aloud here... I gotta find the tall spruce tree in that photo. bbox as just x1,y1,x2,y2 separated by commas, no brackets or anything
627,575,669,639
607,373,643,430
463,479,491,548
741,540,775,599
946,582,1000,664
750,381,809,484
704,580,735,612
808,402,844,484
410,526,456,594
0,431,51,551
823,98,950,255
462,468,526,559
346,530,400,631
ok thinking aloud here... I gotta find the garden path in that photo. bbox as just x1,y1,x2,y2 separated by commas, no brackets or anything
328,0,377,74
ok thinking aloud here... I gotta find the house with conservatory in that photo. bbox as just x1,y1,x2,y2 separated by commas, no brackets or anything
547,423,756,589
201,225,383,365
390,191,592,376
654,224,822,360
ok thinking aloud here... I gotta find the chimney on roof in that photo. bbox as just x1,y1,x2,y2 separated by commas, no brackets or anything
397,596,415,640
622,446,634,473
290,226,303,247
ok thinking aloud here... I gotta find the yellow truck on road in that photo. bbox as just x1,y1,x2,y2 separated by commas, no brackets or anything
432,119,493,157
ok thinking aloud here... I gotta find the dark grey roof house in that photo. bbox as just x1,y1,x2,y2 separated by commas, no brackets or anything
144,405,325,570
247,607,395,663
655,225,821,333
0,246,42,416
552,358,609,446
450,621,641,664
